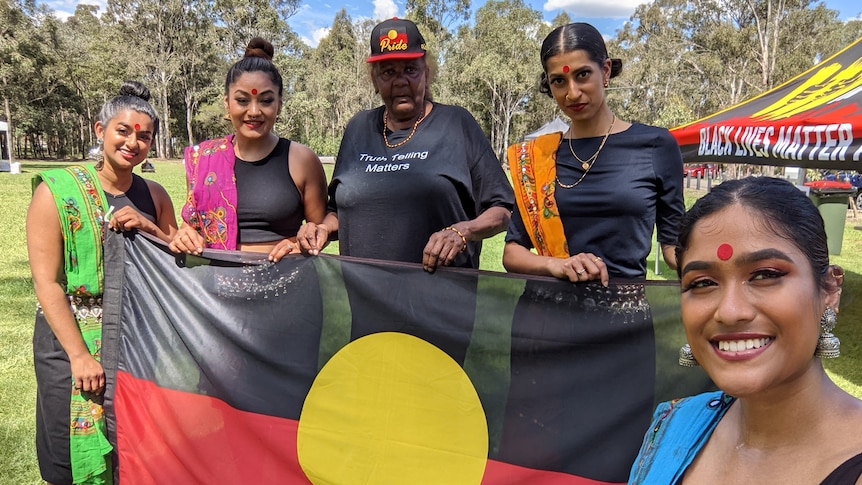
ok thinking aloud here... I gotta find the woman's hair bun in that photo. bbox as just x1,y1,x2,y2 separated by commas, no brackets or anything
609,58,623,78
119,80,151,102
244,37,274,61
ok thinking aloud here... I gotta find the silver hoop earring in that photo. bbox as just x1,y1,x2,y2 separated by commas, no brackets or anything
679,343,699,367
815,307,840,358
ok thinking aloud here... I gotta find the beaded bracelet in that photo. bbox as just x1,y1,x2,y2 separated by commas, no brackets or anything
443,226,467,253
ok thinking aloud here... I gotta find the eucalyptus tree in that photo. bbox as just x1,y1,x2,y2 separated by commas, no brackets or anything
214,0,299,57
58,5,125,156
834,18,862,48
172,1,222,147
446,0,548,159
295,9,373,155
406,0,471,48
31,13,87,159
269,30,309,143
106,0,221,158
693,0,841,92
1,0,48,158
610,0,706,126
612,0,843,127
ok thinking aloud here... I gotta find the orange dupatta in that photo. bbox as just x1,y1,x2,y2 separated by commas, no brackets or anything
506,132,569,258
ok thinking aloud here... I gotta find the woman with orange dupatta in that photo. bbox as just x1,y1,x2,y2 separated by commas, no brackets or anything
502,22,683,282
497,23,685,483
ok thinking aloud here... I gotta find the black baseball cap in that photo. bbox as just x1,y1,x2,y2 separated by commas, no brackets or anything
367,18,427,63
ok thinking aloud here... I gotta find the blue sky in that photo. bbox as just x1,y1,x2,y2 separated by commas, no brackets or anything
45,0,862,47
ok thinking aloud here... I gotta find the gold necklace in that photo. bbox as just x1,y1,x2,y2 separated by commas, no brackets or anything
556,114,616,189
383,109,425,148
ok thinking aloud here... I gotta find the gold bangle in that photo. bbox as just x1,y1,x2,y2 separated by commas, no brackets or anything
443,226,467,253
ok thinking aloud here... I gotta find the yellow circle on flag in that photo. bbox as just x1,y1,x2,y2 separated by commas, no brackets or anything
387,29,398,40
297,332,489,484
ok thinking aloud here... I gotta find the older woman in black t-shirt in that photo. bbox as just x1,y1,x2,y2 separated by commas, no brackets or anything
296,18,513,273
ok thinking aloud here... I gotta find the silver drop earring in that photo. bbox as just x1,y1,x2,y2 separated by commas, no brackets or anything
679,343,699,367
815,307,840,358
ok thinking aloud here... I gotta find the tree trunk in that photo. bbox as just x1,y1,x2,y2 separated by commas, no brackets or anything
185,92,195,147
161,82,172,159
79,116,86,160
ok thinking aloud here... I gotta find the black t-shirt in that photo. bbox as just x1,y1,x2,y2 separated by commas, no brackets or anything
104,173,157,222
506,123,684,279
328,102,514,268
235,138,304,243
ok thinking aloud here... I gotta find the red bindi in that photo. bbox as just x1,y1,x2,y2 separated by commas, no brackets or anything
251,88,258,95
562,65,570,73
134,123,140,130
717,243,733,261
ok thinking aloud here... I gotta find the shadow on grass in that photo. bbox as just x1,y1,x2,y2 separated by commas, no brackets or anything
19,161,77,173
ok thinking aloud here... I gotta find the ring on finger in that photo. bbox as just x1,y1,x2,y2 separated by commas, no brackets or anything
576,269,585,276
593,257,602,262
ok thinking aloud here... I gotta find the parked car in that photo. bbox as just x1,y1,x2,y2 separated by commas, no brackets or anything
823,171,862,207
683,164,719,178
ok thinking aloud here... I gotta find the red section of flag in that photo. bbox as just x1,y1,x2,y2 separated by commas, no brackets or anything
482,460,622,484
114,371,622,484
114,371,311,484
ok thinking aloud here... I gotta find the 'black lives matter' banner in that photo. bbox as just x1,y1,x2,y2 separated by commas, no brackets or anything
671,36,862,169
100,232,713,484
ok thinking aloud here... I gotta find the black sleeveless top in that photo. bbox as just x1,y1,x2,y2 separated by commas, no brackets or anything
234,138,304,243
104,173,157,222
821,451,862,484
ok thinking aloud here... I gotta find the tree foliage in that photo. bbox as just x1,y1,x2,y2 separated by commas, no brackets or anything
446,0,549,158
1,0,858,163
611,0,847,126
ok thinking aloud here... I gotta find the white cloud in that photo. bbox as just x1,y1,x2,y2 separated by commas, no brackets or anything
373,0,399,21
542,0,643,19
43,0,105,21
310,27,331,47
52,10,74,20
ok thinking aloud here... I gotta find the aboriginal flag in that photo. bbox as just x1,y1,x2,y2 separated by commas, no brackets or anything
100,232,713,484
380,29,408,49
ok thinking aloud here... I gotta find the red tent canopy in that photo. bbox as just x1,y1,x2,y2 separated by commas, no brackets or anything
670,36,862,170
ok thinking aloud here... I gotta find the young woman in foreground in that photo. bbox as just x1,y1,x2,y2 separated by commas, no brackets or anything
629,177,862,484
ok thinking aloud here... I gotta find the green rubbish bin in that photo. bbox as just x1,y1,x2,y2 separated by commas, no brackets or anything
804,181,855,255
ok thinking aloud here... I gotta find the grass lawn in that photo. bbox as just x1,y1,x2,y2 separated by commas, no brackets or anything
2,159,861,482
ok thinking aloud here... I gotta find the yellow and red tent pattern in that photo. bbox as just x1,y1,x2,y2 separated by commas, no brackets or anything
99,232,714,484
670,36,862,169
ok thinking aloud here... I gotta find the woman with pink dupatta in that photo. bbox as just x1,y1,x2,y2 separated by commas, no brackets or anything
170,37,327,260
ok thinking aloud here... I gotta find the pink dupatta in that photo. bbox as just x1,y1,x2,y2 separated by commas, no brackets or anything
180,135,239,250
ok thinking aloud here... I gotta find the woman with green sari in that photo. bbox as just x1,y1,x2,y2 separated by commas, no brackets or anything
26,81,177,484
